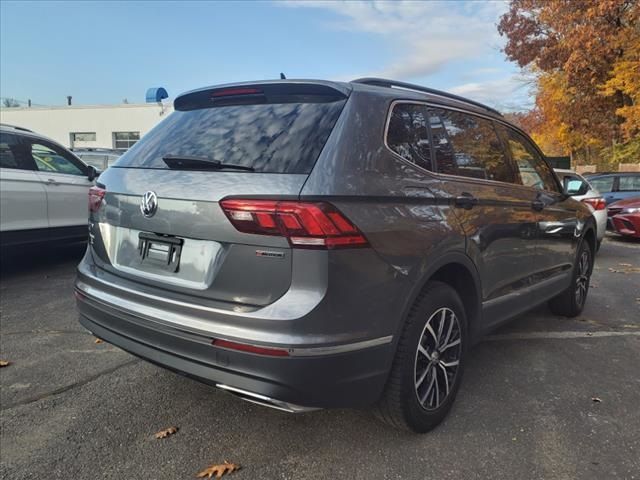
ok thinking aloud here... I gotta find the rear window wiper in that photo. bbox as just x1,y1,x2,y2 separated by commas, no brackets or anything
162,154,255,172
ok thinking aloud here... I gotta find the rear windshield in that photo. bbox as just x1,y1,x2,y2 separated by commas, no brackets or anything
113,100,346,174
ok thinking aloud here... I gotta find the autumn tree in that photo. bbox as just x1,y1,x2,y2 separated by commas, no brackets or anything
498,0,640,167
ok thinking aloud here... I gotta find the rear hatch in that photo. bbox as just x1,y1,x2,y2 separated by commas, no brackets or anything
89,81,350,307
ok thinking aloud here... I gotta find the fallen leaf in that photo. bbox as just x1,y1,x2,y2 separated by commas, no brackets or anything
196,461,241,479
94,338,103,344
0,360,10,367
610,266,640,274
591,397,602,403
586,332,593,336
155,426,178,439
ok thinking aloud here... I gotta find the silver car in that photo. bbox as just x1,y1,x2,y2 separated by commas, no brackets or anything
555,169,607,250
0,124,97,247
75,78,597,432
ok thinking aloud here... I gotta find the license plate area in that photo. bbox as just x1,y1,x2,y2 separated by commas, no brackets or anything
138,232,183,272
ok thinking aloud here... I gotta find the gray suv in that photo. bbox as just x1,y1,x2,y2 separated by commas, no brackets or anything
75,78,596,432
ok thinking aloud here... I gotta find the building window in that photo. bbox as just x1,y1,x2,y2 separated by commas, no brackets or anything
113,131,140,150
70,132,96,143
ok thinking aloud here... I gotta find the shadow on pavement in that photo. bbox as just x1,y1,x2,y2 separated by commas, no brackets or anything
0,243,86,280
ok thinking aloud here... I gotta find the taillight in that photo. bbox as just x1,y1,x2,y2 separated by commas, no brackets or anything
89,186,106,213
582,197,606,211
220,199,369,249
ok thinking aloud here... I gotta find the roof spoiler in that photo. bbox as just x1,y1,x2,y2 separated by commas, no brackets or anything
174,80,351,111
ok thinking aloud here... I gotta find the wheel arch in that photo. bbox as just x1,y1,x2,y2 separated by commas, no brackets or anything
582,223,597,256
395,252,483,345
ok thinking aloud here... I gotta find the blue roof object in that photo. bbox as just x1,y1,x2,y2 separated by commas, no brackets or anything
145,87,168,103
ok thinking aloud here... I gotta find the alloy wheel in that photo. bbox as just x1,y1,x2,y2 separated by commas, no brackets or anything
414,307,462,411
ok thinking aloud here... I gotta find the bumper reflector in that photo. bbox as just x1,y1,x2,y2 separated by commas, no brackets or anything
212,339,290,357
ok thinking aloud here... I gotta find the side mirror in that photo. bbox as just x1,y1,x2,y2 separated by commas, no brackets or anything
87,165,98,182
564,179,589,196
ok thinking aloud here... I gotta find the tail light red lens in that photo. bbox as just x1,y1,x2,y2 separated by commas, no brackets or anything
88,186,106,213
582,197,606,211
220,199,369,249
212,339,289,357
211,87,262,97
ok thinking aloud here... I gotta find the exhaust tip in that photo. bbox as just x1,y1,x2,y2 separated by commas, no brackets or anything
215,384,319,413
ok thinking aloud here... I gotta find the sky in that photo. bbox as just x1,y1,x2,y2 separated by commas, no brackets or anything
0,0,532,111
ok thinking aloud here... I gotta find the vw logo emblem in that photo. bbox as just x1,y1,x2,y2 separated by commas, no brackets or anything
140,191,158,218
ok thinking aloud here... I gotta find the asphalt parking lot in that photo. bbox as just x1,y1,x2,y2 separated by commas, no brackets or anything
1,236,639,480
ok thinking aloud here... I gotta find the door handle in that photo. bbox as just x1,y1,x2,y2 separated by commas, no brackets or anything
46,178,60,186
531,200,544,211
454,193,478,210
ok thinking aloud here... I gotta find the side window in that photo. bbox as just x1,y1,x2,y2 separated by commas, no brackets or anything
589,177,614,193
501,127,559,192
78,154,106,170
558,173,588,193
429,108,515,183
28,140,85,176
0,133,31,170
386,103,432,171
618,175,640,191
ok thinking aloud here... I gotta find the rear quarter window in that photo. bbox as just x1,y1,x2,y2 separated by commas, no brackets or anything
113,100,346,174
386,103,433,171
0,133,22,169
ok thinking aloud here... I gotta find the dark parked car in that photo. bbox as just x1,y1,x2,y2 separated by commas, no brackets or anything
75,78,597,432
584,172,640,205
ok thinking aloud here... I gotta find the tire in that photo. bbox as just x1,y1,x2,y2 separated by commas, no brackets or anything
375,281,467,433
548,240,593,317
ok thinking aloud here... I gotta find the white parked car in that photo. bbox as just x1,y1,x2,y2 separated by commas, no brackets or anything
0,124,98,247
555,168,607,250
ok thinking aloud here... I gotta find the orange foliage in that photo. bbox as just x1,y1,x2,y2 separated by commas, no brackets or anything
499,0,640,165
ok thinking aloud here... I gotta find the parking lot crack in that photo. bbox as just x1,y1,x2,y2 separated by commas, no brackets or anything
1,329,90,336
0,358,140,411
485,330,640,341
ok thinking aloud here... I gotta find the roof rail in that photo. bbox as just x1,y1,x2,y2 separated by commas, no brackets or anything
0,123,33,133
351,77,503,117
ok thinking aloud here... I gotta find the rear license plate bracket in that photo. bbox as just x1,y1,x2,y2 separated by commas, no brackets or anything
138,232,183,272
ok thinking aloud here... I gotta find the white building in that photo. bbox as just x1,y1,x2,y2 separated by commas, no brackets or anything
0,102,173,150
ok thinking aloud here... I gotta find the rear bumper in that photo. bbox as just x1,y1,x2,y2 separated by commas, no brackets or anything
77,292,392,409
75,243,399,409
